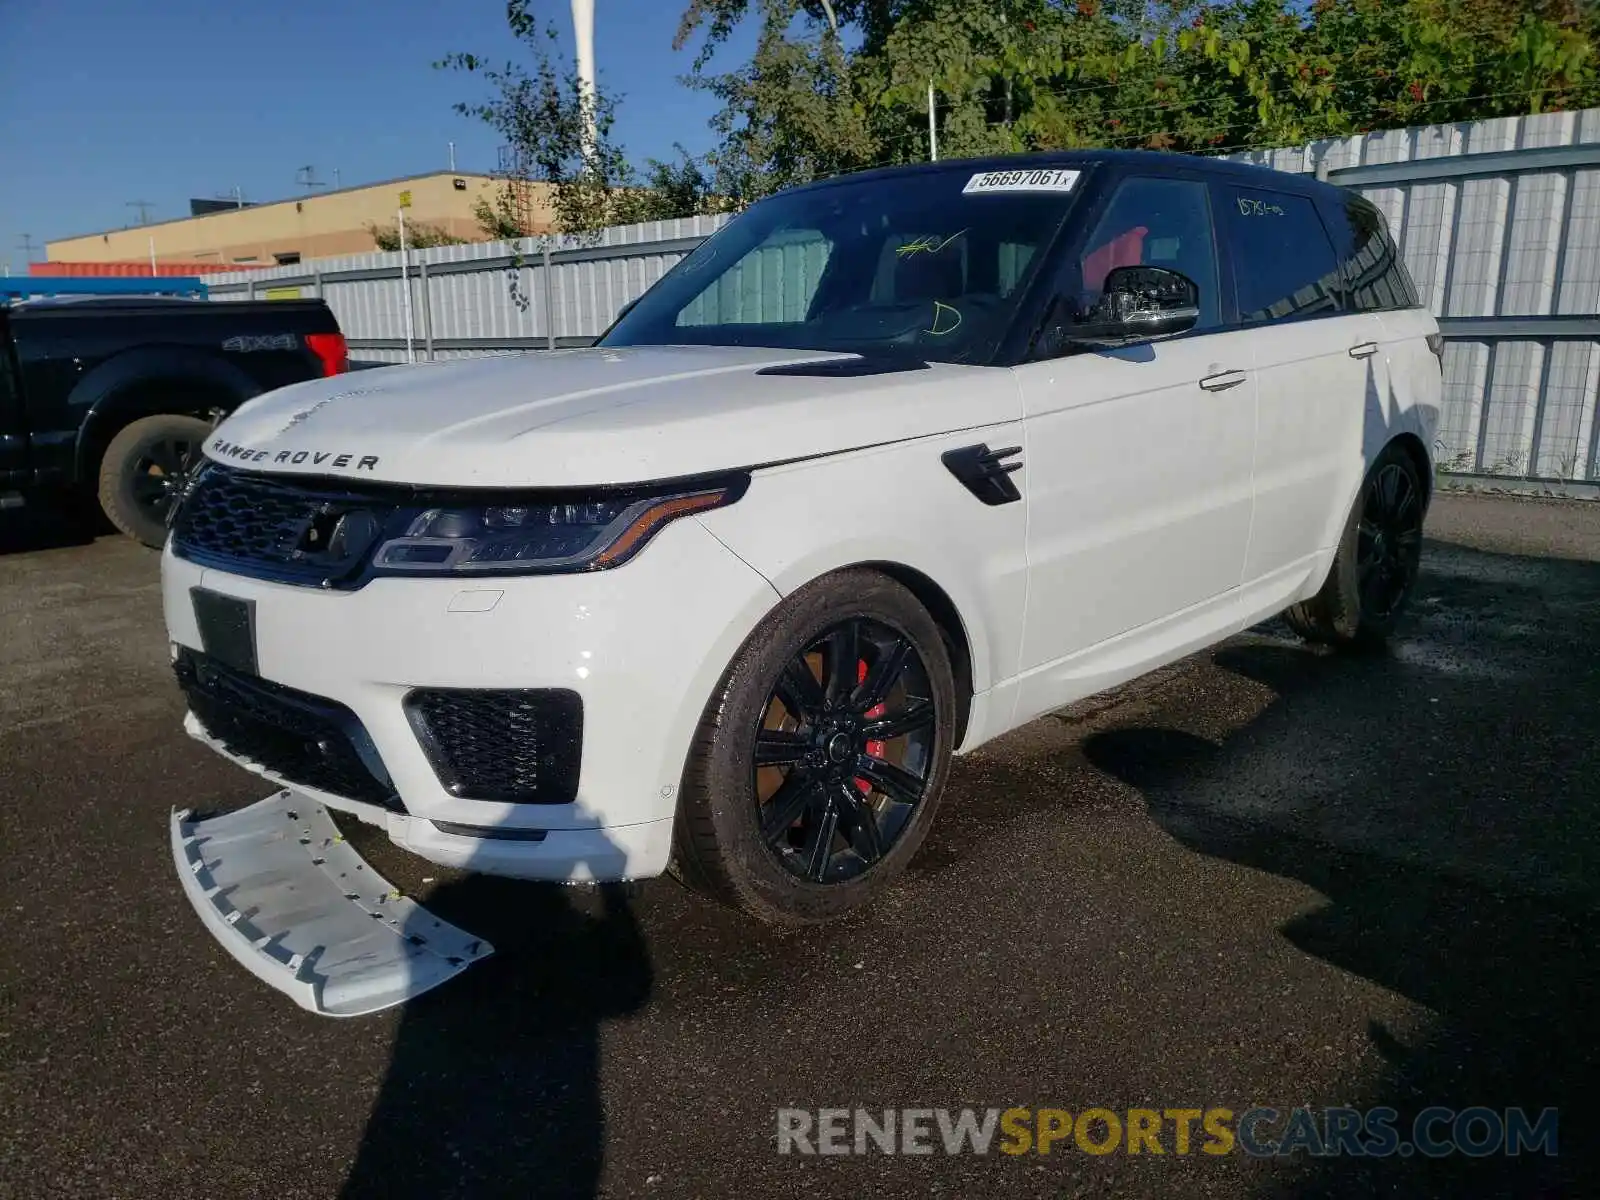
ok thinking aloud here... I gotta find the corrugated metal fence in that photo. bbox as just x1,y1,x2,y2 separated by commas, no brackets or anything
209,108,1600,483
209,216,730,361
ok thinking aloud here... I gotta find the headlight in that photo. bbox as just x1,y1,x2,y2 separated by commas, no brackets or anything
370,479,745,575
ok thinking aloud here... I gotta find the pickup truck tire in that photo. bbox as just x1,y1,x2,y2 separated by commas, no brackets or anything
96,413,212,548
672,570,956,924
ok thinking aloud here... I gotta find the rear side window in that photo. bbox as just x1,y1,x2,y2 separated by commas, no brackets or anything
1325,197,1419,311
1220,187,1343,323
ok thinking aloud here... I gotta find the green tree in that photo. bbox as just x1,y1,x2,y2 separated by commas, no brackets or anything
447,0,1599,232
684,1,879,205
675,0,1599,201
364,220,466,251
441,0,721,236
613,147,727,224
472,188,530,240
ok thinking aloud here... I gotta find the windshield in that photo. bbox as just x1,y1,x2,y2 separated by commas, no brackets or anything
598,165,1089,364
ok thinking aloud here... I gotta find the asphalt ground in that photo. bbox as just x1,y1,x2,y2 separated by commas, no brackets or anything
2,490,1596,1199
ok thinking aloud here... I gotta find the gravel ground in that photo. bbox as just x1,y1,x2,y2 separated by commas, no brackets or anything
1,490,1595,1199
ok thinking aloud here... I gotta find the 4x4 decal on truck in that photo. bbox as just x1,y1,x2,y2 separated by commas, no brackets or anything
221,333,300,353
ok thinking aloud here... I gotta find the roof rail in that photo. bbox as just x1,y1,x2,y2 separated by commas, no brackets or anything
0,276,209,303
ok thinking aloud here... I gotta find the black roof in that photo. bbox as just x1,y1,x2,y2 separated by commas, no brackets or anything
792,148,1338,197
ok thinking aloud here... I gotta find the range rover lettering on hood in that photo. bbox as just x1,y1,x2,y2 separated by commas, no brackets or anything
210,437,380,472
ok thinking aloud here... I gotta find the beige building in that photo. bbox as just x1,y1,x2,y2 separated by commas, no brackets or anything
47,172,557,267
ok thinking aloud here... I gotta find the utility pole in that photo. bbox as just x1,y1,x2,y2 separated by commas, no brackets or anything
571,0,597,164
126,199,156,225
449,141,457,171
295,166,327,192
927,81,939,162
16,233,39,265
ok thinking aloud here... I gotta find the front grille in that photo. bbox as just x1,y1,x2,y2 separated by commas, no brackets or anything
175,649,400,810
405,688,583,804
170,467,389,587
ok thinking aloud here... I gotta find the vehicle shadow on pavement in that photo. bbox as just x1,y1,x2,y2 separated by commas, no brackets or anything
339,876,653,1200
1084,538,1600,1197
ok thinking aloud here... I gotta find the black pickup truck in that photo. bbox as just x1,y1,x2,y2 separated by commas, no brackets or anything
1,289,349,547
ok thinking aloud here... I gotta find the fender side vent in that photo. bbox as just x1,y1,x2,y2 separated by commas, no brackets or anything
941,443,1023,506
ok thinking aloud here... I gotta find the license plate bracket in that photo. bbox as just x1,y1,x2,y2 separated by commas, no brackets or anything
191,587,258,675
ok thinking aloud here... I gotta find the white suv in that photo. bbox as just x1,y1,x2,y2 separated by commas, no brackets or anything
164,152,1442,928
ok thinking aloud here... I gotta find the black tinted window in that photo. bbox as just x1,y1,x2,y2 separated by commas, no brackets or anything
1072,177,1222,330
1325,198,1419,312
602,168,1075,364
1221,187,1343,323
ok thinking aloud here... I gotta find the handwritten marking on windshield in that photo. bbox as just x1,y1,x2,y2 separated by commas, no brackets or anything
925,302,963,336
896,230,968,258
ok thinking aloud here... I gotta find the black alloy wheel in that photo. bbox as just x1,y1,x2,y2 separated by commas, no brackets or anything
130,433,201,526
673,568,957,923
1356,458,1424,622
1284,440,1429,647
751,617,938,884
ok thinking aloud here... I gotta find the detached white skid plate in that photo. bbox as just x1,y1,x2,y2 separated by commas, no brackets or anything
171,792,492,1017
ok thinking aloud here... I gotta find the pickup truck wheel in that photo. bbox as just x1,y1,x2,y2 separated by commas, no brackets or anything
673,570,956,924
1285,441,1426,648
96,414,211,548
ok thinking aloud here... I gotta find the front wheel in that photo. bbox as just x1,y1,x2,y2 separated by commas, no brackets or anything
96,413,211,548
673,570,957,924
1285,442,1426,647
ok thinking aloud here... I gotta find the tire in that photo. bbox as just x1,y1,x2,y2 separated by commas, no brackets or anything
673,569,958,925
1285,441,1426,648
96,414,211,548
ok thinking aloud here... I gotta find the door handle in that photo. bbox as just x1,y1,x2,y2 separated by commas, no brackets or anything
1348,341,1379,359
1198,369,1247,392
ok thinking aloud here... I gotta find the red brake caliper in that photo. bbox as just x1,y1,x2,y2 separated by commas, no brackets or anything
856,659,886,795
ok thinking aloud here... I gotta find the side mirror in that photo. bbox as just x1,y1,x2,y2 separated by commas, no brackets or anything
1064,265,1201,345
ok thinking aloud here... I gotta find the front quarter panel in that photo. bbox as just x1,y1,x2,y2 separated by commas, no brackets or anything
697,422,1030,743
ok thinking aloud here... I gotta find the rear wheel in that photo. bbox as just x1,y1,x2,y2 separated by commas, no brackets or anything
96,413,211,548
673,570,957,924
1285,442,1426,647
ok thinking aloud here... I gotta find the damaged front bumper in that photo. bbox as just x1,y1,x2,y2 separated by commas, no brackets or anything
170,791,492,1017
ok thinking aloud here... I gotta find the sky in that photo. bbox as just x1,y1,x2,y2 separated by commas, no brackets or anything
0,0,757,269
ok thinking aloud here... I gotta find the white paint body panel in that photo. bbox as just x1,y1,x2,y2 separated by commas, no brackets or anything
163,515,781,881
1009,331,1258,727
205,346,1009,488
697,415,1029,750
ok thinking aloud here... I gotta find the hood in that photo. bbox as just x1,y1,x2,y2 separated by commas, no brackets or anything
204,345,1014,488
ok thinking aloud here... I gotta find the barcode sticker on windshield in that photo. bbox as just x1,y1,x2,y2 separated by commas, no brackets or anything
963,168,1081,195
